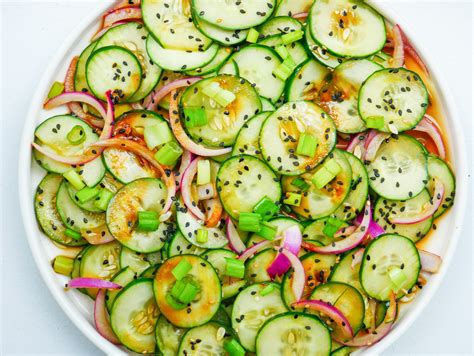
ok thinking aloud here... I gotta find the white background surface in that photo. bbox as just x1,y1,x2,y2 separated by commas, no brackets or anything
0,1,472,354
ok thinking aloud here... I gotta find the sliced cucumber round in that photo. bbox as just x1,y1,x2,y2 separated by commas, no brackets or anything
155,315,186,356
304,27,344,68
360,234,421,301
74,42,97,95
258,16,303,38
120,246,151,274
232,112,271,158
427,155,455,218
302,219,337,246
256,312,331,356
186,46,233,76
216,155,281,219
258,35,309,67
178,322,231,355
285,59,330,102
154,254,221,328
260,101,337,175
260,97,275,111
106,178,168,253
102,148,158,184
106,267,138,311
245,249,277,285
247,216,303,247
168,230,206,257
193,11,248,46
275,0,313,17
66,182,102,213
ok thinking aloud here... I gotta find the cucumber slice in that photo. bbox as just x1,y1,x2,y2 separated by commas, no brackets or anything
146,35,219,71
78,156,106,187
56,181,106,232
153,70,187,110
260,97,275,111
320,59,382,133
192,0,276,30
33,148,70,174
427,155,455,218
245,249,277,284
110,279,159,353
201,249,246,299
98,172,123,193
106,267,138,311
154,255,221,328
286,59,330,102
230,45,285,102
180,74,261,147
247,217,303,247
139,264,161,278
95,22,163,101
373,190,433,243
120,246,151,274
71,246,89,280
310,281,365,337
193,11,248,46
142,0,212,51
302,219,336,246
309,0,386,58
275,0,313,16
332,151,369,221
80,241,121,298
367,134,428,200
74,42,97,95
260,101,337,175
86,46,142,102
258,35,309,67
102,148,158,184
217,59,239,76
155,315,186,356
282,149,352,219
106,178,168,253
34,174,87,246
305,27,344,68
358,68,429,132
232,283,287,352
168,230,206,257
258,16,303,38
256,312,331,356
232,112,271,158
186,46,233,76
66,182,103,213
360,234,421,301
216,155,282,219
178,322,231,355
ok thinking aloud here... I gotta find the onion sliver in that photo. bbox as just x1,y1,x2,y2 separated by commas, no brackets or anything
267,226,302,278
414,115,446,159
280,248,305,301
67,277,122,290
146,77,202,111
226,217,246,254
180,158,206,220
103,6,141,28
390,25,405,68
94,289,121,345
419,249,442,273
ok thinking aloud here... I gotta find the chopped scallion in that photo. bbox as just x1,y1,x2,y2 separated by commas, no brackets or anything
366,116,385,129
296,133,318,157
196,229,208,243
65,228,82,241
154,141,183,166
257,222,277,240
291,178,310,192
183,107,208,127
52,255,74,276
47,81,65,99
283,192,302,206
260,283,277,296
224,338,246,356
137,211,159,231
63,170,85,190
224,258,245,278
253,196,279,221
66,125,86,145
172,259,192,280
144,121,173,149
322,217,345,237
246,28,260,43
281,30,304,45
93,189,114,211
75,186,100,204
197,159,211,185
238,212,262,232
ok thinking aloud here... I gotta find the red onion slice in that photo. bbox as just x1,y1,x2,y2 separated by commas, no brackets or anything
334,225,357,238
146,77,202,111
267,226,302,278
67,277,122,290
175,150,194,192
238,239,277,262
169,90,232,156
180,158,206,220
390,179,444,224
44,92,108,121
292,12,308,20
350,248,365,270
197,183,215,200
419,249,442,273
354,213,385,238
414,115,446,158
94,289,121,345
398,25,430,75
390,25,405,68
301,201,371,254
293,300,354,340
103,6,141,28
364,132,389,162
346,133,368,159
280,248,305,301
226,217,246,254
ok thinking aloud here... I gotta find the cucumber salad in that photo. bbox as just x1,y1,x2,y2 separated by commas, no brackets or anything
32,0,455,354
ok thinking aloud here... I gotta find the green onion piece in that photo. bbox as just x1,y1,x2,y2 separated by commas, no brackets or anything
171,278,187,299
183,107,208,128
312,167,335,189
388,268,407,291
260,283,277,296
324,158,342,175
253,196,279,221
281,30,304,45
257,222,277,241
93,189,114,211
272,62,293,81
63,170,85,190
144,121,173,149
47,81,65,99
296,133,318,157
282,55,297,71
202,82,221,98
322,217,345,237
224,258,245,278
154,141,183,166
172,259,192,280
52,255,74,276
246,28,260,43
213,88,236,107
283,192,302,206
176,281,200,304
75,186,100,204
197,159,211,185
65,228,82,241
291,178,310,192
275,45,290,59
238,212,262,232
66,125,86,145
365,116,385,129
196,229,208,243
224,338,246,356
137,211,159,231
166,293,187,310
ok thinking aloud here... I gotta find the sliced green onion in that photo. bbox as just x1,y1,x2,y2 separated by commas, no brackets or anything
52,255,74,276
323,217,345,237
66,125,86,145
65,228,82,241
224,258,245,278
272,62,293,81
202,82,221,98
75,186,100,204
172,259,192,280
196,229,208,243
47,81,65,99
257,222,277,241
213,88,236,107
366,116,385,129
253,196,279,221
324,158,342,175
183,107,208,128
197,159,211,185
63,170,85,190
260,283,277,296
291,178,310,192
154,141,183,166
144,121,173,149
176,281,200,304
93,189,114,211
296,133,318,157
312,159,342,189
388,268,407,291
238,212,262,232
275,45,290,59
282,55,297,71
166,293,187,310
224,338,246,356
171,278,187,299
281,30,304,45
137,211,159,231
283,192,302,206
246,28,260,43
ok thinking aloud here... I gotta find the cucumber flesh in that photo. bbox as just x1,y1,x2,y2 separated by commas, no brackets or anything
178,322,231,355
427,155,455,218
155,315,186,356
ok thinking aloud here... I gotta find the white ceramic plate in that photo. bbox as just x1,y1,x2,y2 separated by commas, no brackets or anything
18,1,468,354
